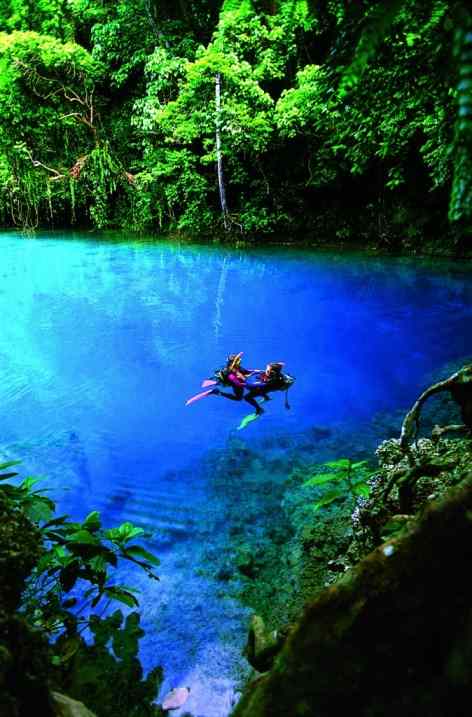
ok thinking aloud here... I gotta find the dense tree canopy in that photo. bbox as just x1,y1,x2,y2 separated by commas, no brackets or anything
0,0,470,246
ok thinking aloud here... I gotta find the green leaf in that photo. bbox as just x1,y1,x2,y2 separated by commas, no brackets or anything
303,472,342,487
0,460,22,470
324,459,350,470
42,515,69,529
20,476,42,492
405,32,420,48
0,484,21,497
52,545,69,561
68,530,99,545
55,636,81,663
0,472,19,481
104,586,139,608
88,556,107,574
123,545,160,567
101,549,118,567
83,511,101,531
24,496,55,522
351,461,368,470
118,584,141,595
312,489,344,511
353,483,370,498
106,522,145,544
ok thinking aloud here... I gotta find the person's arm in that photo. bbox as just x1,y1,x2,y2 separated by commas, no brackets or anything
228,371,246,388
245,371,268,388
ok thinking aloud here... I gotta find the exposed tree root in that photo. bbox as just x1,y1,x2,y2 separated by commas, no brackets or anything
400,364,472,450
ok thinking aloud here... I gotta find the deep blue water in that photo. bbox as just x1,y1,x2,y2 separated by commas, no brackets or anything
1,231,472,715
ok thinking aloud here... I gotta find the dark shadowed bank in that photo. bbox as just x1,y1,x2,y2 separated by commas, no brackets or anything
233,467,472,717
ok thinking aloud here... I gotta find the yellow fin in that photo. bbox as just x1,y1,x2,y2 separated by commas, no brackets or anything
237,413,260,430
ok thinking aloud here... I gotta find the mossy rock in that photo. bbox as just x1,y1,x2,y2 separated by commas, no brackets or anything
232,474,472,717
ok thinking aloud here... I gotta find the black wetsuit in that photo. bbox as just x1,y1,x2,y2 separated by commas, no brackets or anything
214,366,294,414
245,373,287,412
214,366,261,411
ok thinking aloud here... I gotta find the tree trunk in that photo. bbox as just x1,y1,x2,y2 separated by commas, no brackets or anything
215,73,230,231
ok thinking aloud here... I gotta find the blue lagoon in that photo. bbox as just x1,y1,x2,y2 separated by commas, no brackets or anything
1,232,472,715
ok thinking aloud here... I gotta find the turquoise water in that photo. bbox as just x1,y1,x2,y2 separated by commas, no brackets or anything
1,231,472,714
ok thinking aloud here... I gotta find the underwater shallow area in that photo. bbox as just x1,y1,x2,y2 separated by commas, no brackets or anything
1,231,472,715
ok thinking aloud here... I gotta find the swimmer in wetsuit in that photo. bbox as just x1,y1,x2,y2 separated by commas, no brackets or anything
211,352,262,413
243,362,290,415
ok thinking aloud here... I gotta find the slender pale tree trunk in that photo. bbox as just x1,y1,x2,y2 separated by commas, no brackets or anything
215,72,230,231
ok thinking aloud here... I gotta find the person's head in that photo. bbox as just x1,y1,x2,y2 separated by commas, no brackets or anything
266,361,284,376
227,352,243,370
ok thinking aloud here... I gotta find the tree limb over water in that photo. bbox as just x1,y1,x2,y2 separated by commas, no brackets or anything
400,364,472,450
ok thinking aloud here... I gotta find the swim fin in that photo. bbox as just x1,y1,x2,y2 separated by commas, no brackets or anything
185,388,215,406
237,412,260,430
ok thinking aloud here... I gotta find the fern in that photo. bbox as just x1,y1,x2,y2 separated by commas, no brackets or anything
303,458,374,512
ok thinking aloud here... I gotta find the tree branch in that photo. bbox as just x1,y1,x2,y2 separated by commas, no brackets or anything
399,371,462,449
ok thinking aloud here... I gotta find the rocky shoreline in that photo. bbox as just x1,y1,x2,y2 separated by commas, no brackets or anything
228,365,472,716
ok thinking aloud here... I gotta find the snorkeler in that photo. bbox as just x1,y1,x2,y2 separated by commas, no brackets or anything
243,362,294,414
211,352,262,412
185,355,295,415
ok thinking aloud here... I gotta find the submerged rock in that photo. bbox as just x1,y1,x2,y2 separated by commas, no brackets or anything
161,686,190,710
308,426,332,441
244,615,284,673
52,692,97,717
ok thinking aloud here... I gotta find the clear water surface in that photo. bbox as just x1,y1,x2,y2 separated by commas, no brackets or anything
1,231,472,715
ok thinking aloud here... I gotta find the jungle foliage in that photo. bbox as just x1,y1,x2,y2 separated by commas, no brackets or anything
0,0,470,246
0,460,163,716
